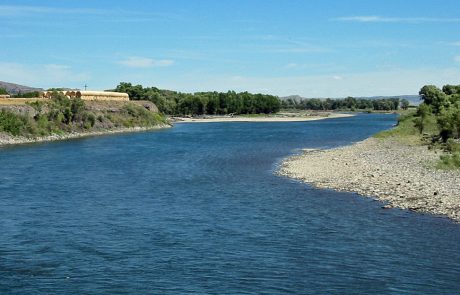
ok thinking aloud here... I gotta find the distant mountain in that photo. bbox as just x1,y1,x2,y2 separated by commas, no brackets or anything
280,95,304,101
0,81,43,95
281,94,421,105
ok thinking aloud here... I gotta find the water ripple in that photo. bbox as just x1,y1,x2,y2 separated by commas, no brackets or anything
1,115,460,294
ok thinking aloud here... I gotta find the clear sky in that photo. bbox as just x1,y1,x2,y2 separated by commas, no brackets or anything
1,0,460,97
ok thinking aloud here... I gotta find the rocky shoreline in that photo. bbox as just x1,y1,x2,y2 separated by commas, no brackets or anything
279,137,460,222
0,124,171,147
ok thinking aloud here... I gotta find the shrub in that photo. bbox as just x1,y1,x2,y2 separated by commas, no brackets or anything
82,112,96,128
27,100,45,114
70,98,85,122
0,110,29,136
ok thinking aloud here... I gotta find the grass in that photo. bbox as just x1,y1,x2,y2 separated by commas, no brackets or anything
437,139,460,169
374,109,460,169
0,98,48,105
374,110,424,145
437,153,460,170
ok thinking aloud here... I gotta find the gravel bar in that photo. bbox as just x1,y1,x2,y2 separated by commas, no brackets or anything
279,138,460,222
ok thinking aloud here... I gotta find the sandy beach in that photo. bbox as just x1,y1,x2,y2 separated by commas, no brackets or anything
172,112,353,123
279,137,460,222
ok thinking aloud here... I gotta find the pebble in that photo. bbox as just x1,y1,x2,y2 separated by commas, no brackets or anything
279,137,460,222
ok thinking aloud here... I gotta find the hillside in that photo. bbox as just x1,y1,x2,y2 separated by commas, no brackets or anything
0,81,43,95
0,91,167,146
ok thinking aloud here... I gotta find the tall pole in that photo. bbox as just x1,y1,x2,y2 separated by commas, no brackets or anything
84,84,88,91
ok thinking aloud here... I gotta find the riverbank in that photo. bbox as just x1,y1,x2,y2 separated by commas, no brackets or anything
279,137,460,222
0,95,170,147
0,124,171,147
172,112,353,123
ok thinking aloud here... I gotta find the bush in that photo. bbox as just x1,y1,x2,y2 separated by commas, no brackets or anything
118,103,167,127
82,112,96,128
1,94,166,138
27,100,45,114
71,98,85,122
0,110,29,136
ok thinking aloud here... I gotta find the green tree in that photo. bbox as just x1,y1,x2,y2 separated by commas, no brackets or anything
442,84,460,95
344,96,357,109
0,88,8,95
70,97,85,122
414,103,431,134
437,103,460,141
401,99,410,110
206,95,218,115
419,85,449,113
113,82,282,116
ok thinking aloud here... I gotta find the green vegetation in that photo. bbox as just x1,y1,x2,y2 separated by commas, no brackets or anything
374,110,420,143
12,91,40,98
107,103,166,128
0,91,167,138
114,82,281,115
114,82,406,116
281,96,401,111
0,110,31,136
0,88,8,95
400,99,410,110
438,138,460,169
376,84,460,169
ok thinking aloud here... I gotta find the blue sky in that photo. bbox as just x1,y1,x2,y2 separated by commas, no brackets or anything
1,0,460,97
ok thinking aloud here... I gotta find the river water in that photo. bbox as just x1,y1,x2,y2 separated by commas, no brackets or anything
1,114,459,294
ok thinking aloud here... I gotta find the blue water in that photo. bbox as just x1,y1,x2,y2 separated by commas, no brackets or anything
1,114,460,294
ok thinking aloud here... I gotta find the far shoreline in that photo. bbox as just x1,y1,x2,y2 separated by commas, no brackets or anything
0,112,355,147
171,112,354,123
0,112,353,147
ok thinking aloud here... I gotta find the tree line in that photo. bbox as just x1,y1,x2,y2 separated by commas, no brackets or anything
281,96,408,111
114,82,281,115
4,83,410,115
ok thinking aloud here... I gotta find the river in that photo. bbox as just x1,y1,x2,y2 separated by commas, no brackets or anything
1,114,459,294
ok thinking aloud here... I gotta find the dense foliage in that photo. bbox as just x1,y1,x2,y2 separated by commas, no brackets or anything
0,109,31,136
114,82,407,115
114,82,281,115
0,91,166,138
386,84,460,169
417,84,460,141
0,88,8,95
12,91,40,98
281,96,401,111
